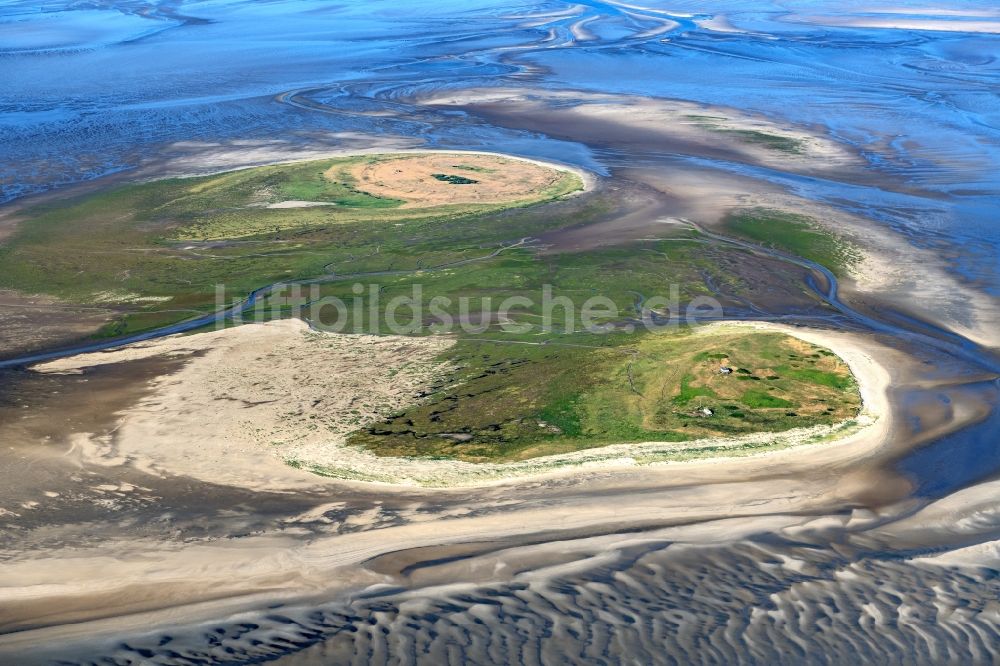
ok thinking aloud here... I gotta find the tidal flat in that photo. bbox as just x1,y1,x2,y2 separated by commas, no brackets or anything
2,1,1000,664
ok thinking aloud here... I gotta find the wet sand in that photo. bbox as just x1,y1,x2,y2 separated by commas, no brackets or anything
0,316,923,662
420,88,865,183
4,324,993,664
1,104,998,664
3,0,1000,660
0,291,118,360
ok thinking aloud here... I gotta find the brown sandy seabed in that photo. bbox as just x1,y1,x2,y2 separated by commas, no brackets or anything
0,96,999,662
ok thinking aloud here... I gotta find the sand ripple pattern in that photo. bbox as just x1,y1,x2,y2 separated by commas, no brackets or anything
63,533,1000,665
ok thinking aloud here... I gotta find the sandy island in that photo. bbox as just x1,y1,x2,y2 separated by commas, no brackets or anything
34,319,889,489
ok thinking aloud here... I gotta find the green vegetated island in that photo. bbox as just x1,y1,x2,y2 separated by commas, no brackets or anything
0,152,863,464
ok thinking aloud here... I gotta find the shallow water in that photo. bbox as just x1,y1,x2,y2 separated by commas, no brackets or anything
2,0,1000,663
3,0,999,287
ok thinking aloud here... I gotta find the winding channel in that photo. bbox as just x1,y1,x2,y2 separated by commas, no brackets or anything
3,214,997,379
4,3,1000,662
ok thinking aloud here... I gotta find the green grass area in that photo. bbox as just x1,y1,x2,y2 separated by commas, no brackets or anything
0,153,862,464
673,373,717,406
0,154,586,333
719,129,804,154
740,389,794,409
684,116,804,154
347,328,860,462
432,173,479,185
724,208,861,277
93,309,203,339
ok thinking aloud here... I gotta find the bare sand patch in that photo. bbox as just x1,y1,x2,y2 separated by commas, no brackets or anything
329,153,572,209
263,200,338,209
35,319,455,490
697,15,749,34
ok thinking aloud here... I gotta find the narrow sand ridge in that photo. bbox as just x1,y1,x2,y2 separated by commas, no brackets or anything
419,87,862,175
783,13,1000,33
34,319,887,489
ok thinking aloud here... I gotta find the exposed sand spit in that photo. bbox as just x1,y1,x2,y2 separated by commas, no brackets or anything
263,200,338,208
783,12,1000,33
35,320,456,490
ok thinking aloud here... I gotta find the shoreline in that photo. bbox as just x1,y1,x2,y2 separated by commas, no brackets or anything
266,320,893,488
